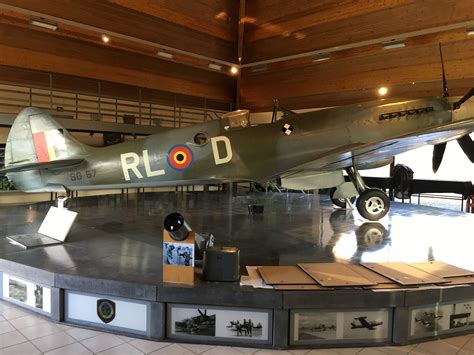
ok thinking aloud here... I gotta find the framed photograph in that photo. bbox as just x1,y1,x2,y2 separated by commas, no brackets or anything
410,299,474,338
342,310,389,340
291,308,391,345
9,278,27,302
410,305,444,338
163,242,194,267
34,285,43,309
447,301,474,331
167,304,272,345
2,274,51,314
294,311,338,342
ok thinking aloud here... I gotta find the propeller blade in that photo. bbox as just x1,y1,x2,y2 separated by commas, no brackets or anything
432,143,447,173
457,135,474,163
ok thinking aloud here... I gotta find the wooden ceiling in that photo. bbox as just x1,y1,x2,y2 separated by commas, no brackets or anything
1,0,474,112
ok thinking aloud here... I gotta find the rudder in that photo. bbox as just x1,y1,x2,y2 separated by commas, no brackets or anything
4,107,89,169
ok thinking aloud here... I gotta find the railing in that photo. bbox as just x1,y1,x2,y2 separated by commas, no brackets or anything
407,193,467,212
0,83,228,128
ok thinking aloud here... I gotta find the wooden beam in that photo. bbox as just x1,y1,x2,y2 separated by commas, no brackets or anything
0,9,234,74
236,0,246,108
0,0,237,62
244,0,474,63
0,23,235,102
245,0,412,42
106,0,238,42
243,79,474,112
240,39,474,111
241,27,471,74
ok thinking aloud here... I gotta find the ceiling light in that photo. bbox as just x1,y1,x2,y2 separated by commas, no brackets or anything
312,53,330,62
157,50,174,59
30,18,57,31
381,40,405,49
378,87,388,96
251,64,267,73
467,28,474,35
208,62,222,71
230,66,239,75
101,35,110,43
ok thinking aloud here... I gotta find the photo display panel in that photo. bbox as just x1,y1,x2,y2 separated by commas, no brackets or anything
2,273,51,314
290,308,391,345
65,290,149,335
168,304,272,345
410,299,474,339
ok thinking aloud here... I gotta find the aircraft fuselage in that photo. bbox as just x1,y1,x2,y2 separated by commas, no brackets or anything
6,96,473,193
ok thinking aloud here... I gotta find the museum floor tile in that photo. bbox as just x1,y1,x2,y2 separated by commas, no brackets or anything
0,300,473,354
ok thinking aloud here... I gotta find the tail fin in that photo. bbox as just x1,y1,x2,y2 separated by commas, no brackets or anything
2,107,88,172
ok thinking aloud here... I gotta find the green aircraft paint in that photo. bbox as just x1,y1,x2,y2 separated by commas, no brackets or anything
1,94,473,220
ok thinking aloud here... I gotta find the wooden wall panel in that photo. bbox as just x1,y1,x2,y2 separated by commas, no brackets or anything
106,0,238,42
1,0,237,62
0,23,235,103
243,0,474,63
240,39,474,111
0,66,230,111
245,0,412,42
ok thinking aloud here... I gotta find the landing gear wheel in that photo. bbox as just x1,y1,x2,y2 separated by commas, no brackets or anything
330,187,356,208
356,189,390,221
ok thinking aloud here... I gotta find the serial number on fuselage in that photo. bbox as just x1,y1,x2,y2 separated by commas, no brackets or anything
69,170,96,181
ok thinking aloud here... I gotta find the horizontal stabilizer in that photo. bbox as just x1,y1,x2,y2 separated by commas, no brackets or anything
0,159,83,174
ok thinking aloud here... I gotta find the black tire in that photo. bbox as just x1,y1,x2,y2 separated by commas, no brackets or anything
355,223,389,250
356,189,390,221
330,187,356,208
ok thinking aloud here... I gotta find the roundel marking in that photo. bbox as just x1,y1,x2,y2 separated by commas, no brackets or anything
167,144,194,170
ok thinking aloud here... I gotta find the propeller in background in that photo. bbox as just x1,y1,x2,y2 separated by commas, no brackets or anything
431,44,474,172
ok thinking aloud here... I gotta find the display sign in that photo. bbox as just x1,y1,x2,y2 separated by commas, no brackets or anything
1,273,51,314
38,206,78,242
65,291,148,334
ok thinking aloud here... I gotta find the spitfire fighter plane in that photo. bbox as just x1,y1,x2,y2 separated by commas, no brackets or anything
1,82,473,220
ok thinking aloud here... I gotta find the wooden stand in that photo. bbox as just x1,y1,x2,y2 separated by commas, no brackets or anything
163,229,195,284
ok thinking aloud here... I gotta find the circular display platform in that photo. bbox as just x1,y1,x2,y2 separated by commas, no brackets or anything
0,191,473,349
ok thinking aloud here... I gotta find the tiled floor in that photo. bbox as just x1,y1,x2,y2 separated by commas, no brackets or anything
1,301,473,355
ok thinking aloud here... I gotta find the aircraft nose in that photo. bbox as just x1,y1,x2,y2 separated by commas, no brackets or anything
452,98,474,123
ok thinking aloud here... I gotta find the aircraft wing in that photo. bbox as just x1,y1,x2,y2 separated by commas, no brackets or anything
281,119,473,177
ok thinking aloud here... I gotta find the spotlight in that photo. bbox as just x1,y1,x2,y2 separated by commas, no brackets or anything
101,34,110,43
208,62,222,71
312,53,330,62
157,50,174,59
467,28,474,36
381,40,405,50
251,64,267,73
164,212,192,241
378,87,388,96
230,66,239,75
30,18,57,31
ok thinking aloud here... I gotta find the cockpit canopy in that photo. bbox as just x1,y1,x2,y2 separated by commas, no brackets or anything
221,109,250,130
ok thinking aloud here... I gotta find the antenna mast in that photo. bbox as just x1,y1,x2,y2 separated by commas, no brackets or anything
439,43,449,97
